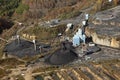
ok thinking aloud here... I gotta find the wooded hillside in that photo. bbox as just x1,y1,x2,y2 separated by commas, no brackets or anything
0,0,119,19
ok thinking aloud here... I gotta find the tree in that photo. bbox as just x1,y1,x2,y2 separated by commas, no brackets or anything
16,3,29,14
0,0,21,16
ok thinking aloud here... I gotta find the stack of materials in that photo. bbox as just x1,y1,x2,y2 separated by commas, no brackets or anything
45,41,78,65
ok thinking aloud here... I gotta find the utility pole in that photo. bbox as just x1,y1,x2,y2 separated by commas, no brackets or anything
33,40,36,51
39,46,42,53
17,35,20,44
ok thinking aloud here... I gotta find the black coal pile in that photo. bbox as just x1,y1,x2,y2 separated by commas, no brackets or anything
3,39,50,57
45,41,78,65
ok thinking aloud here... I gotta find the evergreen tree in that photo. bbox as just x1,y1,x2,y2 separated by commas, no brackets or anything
0,0,21,16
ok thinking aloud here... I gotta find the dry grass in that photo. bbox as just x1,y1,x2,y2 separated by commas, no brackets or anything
20,24,66,42
0,58,25,69
0,68,6,78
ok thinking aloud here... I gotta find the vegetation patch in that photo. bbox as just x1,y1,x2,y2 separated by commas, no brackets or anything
16,3,29,14
59,11,81,20
0,0,21,16
21,24,66,41
0,68,6,78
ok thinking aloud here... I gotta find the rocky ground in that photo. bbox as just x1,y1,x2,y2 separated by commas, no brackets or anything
32,59,120,80
86,6,120,48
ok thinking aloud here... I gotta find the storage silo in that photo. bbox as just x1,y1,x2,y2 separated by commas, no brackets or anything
85,14,89,20
75,32,79,36
82,34,86,43
77,28,83,41
78,28,82,35
72,35,80,47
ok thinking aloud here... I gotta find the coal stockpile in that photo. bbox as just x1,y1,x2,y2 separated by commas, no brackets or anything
3,39,50,57
45,41,78,65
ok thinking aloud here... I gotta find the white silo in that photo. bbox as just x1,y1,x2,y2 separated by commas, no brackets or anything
75,32,79,36
82,34,86,43
77,28,83,40
72,34,80,47
85,14,89,20
78,28,82,35
82,20,87,34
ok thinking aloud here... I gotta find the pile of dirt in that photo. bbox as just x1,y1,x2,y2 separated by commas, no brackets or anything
3,39,50,57
45,41,78,65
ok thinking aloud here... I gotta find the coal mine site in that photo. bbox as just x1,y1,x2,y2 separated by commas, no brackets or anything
3,39,50,57
45,41,78,65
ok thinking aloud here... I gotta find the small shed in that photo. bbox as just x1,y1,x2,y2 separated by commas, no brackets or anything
67,23,73,29
108,0,112,2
